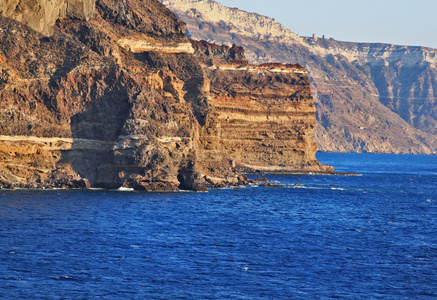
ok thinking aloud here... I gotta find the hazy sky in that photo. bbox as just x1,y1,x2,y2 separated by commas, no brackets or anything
217,0,437,49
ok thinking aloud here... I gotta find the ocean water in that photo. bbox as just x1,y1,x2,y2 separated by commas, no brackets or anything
0,153,436,299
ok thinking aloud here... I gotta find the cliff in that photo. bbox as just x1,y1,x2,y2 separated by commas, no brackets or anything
160,0,437,154
193,41,332,176
0,0,331,191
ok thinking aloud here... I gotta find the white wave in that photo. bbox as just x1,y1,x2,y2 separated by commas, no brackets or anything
291,186,323,190
118,187,135,192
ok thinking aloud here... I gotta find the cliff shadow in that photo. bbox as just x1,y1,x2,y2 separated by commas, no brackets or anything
58,87,131,184
183,77,210,126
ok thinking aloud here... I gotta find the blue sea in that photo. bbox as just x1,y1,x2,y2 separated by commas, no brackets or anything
1,153,436,299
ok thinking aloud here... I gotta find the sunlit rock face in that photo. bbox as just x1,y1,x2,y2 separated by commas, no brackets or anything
0,0,332,191
160,0,437,154
0,0,95,35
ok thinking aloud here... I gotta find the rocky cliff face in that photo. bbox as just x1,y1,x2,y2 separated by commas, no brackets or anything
0,0,331,190
161,0,437,154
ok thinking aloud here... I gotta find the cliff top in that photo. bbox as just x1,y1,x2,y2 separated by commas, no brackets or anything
0,0,95,35
159,0,302,43
0,0,189,42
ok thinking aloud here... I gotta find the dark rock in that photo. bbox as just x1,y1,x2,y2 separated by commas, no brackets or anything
131,181,179,192
254,177,269,183
259,183,283,188
237,174,249,184
73,178,91,189
178,170,208,192
191,39,248,66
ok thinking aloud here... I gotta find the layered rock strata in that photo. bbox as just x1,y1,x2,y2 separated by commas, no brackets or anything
193,42,331,174
160,0,437,154
0,0,332,191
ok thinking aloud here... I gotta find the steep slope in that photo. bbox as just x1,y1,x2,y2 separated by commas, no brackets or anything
160,0,437,154
0,0,331,190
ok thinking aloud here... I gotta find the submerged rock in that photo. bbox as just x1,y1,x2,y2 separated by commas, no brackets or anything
259,183,284,188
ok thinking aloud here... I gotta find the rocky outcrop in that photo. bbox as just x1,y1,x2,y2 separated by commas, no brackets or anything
160,0,437,154
118,38,194,53
0,0,95,36
0,0,332,191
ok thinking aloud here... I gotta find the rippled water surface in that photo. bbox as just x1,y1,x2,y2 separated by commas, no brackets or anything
1,153,436,299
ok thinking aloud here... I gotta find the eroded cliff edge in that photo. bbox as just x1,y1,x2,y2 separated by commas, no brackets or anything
0,0,333,191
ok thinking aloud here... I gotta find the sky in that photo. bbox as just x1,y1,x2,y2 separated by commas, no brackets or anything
217,0,437,49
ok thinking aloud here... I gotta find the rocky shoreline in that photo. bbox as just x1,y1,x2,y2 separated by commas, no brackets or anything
0,170,361,191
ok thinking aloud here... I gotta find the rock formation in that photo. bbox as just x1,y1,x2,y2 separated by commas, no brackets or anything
160,0,437,154
0,0,96,36
0,0,332,190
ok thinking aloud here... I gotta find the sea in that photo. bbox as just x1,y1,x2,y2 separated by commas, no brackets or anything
1,153,436,299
